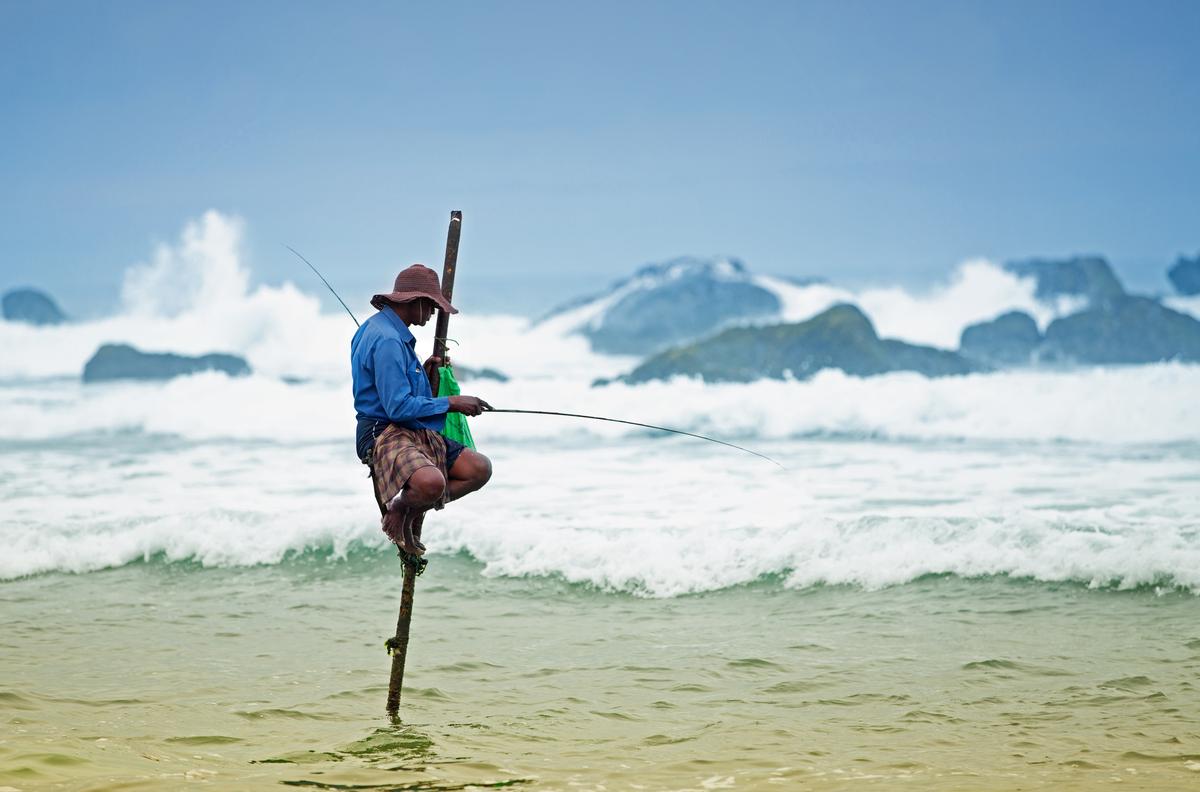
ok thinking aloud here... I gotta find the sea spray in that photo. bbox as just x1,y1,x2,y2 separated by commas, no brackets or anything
2,365,1197,445
2,211,1198,599
3,429,1196,593
755,258,1077,347
5,209,1188,382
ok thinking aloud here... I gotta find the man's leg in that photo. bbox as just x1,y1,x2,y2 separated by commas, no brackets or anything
383,466,447,555
447,449,492,502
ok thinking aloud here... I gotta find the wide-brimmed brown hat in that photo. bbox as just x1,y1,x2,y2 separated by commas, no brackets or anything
371,264,458,314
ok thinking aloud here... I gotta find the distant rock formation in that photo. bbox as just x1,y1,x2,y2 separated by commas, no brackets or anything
1168,254,1200,296
2,288,66,325
1004,256,1125,306
83,343,251,383
454,365,509,383
540,256,783,355
620,304,976,384
1040,296,1200,364
959,311,1041,367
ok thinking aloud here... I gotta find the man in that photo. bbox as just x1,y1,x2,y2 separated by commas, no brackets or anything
351,263,492,556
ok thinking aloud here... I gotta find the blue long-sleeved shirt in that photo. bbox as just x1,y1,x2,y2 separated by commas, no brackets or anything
351,307,449,459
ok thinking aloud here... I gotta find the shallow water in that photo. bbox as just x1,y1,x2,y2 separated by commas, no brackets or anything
3,403,1200,789
3,554,1199,791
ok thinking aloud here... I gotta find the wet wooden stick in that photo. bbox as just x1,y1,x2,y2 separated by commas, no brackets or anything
385,210,463,717
384,554,418,715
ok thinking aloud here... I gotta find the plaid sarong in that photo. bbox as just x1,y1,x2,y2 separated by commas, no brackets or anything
368,424,449,526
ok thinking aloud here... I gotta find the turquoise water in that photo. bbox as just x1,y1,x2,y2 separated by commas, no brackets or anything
3,335,1199,790
3,552,1199,790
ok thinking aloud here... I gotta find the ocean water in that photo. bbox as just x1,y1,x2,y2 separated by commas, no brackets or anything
5,553,1200,791
2,213,1200,789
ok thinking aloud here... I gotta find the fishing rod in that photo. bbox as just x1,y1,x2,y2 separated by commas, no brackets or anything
286,245,361,328
287,244,785,469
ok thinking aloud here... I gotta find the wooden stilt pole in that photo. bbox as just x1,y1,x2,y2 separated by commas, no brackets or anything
384,210,463,717
384,558,417,715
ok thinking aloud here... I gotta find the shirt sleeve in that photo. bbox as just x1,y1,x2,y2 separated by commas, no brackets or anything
373,338,450,423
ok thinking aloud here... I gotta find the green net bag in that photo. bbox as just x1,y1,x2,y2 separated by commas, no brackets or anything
437,365,475,449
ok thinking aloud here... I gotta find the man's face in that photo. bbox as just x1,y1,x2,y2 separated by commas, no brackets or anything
392,297,438,326
414,298,437,326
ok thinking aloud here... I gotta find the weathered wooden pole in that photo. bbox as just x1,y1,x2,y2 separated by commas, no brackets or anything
384,210,463,717
433,212,462,361
384,551,418,715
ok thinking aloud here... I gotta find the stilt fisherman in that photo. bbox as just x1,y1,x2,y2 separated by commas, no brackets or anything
351,264,492,556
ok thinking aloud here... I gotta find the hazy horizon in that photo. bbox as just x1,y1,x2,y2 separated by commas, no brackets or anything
1,206,1192,320
3,1,1198,317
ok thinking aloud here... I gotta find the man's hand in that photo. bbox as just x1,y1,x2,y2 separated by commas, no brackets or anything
424,355,450,368
449,395,491,416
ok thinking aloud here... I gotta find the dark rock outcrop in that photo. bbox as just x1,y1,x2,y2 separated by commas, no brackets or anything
1168,254,1200,296
959,311,1041,366
83,343,251,383
621,304,976,384
541,257,782,355
1004,256,1125,305
1040,296,1200,364
2,288,66,325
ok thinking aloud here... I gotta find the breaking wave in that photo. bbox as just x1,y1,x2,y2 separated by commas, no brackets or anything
2,211,1197,593
755,259,1081,348
2,429,1197,594
1,363,1198,446
0,211,624,383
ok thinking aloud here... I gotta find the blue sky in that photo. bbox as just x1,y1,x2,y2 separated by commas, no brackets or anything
2,0,1198,314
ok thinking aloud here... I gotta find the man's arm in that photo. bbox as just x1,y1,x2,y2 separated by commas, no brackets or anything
374,339,451,423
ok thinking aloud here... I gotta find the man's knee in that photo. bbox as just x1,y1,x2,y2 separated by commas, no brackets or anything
406,466,446,505
467,452,492,488
468,453,487,484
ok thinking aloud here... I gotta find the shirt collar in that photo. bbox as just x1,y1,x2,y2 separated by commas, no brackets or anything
381,306,416,344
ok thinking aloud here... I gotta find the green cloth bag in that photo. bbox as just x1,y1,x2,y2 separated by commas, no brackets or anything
437,365,475,449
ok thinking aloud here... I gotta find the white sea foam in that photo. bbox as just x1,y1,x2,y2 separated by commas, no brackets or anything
0,213,351,382
0,211,629,383
755,259,1074,347
0,439,379,580
2,430,1197,594
1165,294,1200,320
2,211,1198,592
447,431,1200,595
2,363,1197,445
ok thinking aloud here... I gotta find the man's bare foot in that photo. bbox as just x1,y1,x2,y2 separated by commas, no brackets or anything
382,507,426,556
401,513,426,556
410,510,426,544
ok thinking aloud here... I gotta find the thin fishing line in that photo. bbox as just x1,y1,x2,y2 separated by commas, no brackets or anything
485,408,785,469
